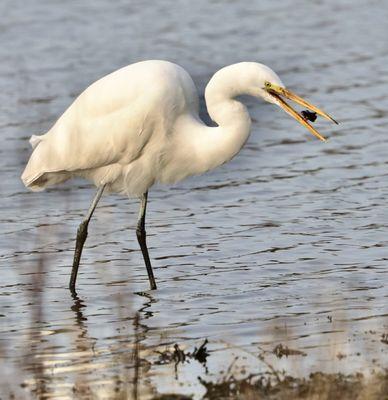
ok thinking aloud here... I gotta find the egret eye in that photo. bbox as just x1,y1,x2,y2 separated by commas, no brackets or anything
264,81,271,89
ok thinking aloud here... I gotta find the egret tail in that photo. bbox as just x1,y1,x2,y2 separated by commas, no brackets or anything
21,134,70,191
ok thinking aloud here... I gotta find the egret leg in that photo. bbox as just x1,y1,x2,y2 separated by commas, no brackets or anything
69,185,106,292
136,192,157,290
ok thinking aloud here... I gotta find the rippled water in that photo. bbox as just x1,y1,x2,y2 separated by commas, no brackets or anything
1,0,388,398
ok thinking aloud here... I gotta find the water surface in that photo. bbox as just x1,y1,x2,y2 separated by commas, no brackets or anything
1,0,388,398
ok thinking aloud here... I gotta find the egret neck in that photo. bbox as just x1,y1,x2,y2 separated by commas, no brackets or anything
192,64,254,174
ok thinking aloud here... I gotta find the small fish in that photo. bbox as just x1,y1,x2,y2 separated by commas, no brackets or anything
301,110,317,122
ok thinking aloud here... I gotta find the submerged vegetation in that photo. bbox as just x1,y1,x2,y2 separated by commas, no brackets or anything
148,340,388,400
122,334,388,400
197,370,388,400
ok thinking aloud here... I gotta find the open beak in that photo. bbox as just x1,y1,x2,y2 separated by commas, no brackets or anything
265,82,338,142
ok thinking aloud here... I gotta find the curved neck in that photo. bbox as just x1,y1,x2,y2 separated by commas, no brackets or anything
162,64,256,185
193,65,253,172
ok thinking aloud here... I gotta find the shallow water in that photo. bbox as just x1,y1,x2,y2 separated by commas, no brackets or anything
1,0,388,398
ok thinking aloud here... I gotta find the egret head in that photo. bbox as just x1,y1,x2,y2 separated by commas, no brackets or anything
248,63,338,141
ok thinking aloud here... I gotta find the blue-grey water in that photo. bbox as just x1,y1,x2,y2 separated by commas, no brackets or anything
1,0,388,398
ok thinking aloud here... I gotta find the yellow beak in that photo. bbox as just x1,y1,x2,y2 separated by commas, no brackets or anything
264,82,338,142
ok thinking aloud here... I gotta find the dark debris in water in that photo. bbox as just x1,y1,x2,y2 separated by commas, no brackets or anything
273,343,307,358
154,339,209,367
381,333,388,344
191,339,210,364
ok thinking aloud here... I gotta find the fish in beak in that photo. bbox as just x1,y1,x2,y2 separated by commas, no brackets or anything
264,81,338,142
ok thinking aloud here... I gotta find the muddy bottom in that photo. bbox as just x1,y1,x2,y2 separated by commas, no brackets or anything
196,370,388,400
151,340,388,400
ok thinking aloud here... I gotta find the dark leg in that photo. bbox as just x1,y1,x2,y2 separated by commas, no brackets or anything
136,192,157,290
69,185,105,293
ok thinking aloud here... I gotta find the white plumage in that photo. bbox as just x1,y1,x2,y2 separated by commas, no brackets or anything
21,60,335,291
21,60,285,196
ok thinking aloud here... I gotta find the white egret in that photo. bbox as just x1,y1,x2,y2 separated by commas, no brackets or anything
21,60,337,292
